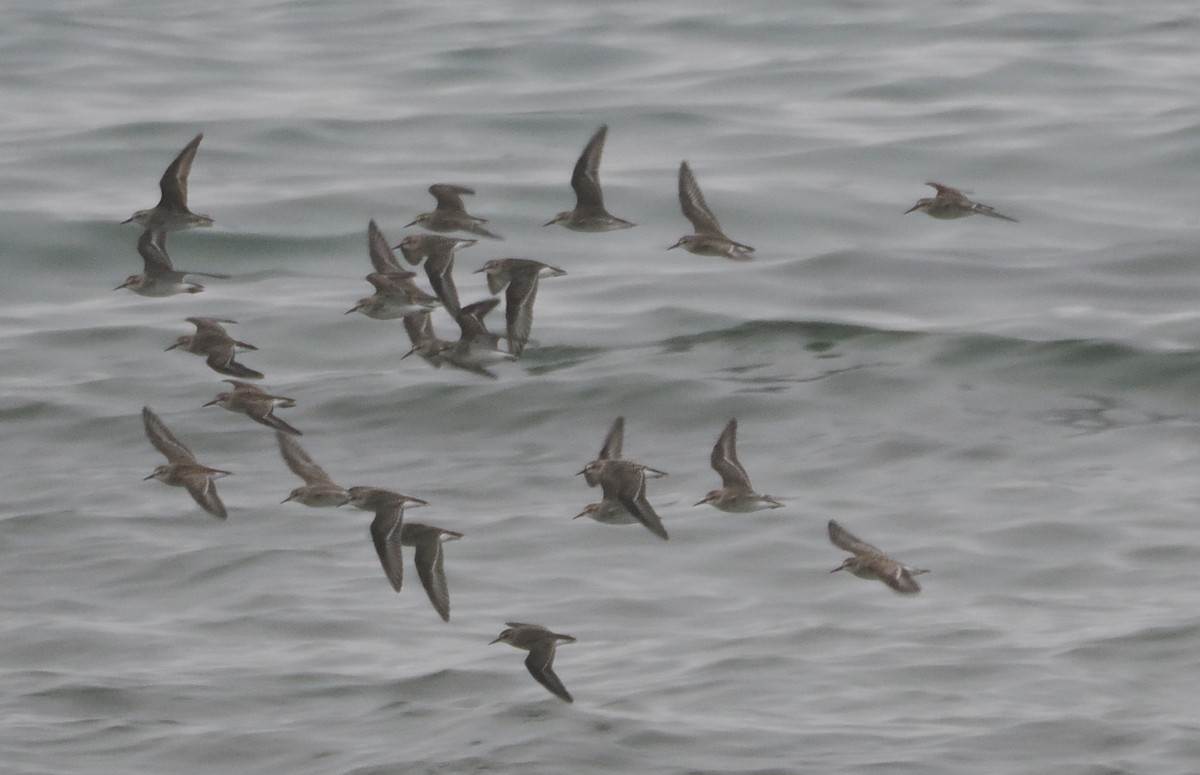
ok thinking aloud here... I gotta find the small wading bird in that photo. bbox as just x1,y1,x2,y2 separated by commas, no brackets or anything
827,519,928,595
344,487,461,622
116,228,228,296
399,309,451,369
545,124,634,232
695,418,782,512
474,258,566,357
668,161,755,260
904,181,1017,222
576,418,669,539
403,298,514,379
575,459,670,540
395,233,477,317
124,133,214,231
276,432,350,507
346,221,441,320
165,317,263,380
490,622,577,703
406,184,502,240
203,380,302,436
141,406,230,520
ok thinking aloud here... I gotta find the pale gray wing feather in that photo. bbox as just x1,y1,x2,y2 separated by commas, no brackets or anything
142,406,197,464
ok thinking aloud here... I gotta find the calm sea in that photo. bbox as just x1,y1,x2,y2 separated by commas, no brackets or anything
4,1,1200,773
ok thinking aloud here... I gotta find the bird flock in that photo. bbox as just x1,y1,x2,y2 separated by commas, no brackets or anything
126,128,1012,702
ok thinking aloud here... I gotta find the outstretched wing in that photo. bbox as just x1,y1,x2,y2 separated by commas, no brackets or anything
142,406,197,464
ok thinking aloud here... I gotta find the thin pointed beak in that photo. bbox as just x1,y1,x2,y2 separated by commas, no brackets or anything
164,343,179,351
903,204,920,215
542,218,557,227
488,637,503,645
829,566,844,573
400,347,417,360
575,469,586,476
121,216,134,224
471,266,486,274
143,474,155,481
114,281,132,291
404,219,419,228
281,495,294,504
202,398,220,407
344,307,358,315
667,240,683,251
693,498,707,507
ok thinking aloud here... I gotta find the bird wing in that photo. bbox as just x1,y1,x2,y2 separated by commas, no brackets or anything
925,181,963,198
406,524,453,622
142,406,198,464
367,219,405,273
504,267,540,358
570,124,609,210
366,271,427,299
525,642,573,703
369,506,405,592
402,309,436,348
157,133,202,211
429,184,473,212
424,249,461,317
598,416,624,461
277,433,338,486
246,400,302,435
711,418,752,490
678,161,724,236
205,345,263,379
137,228,174,275
879,564,922,595
183,470,228,520
827,520,881,557
604,463,669,540
185,316,236,337
455,298,500,339
970,202,1018,222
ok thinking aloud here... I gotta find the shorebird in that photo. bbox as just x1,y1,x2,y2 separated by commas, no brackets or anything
123,133,214,231
165,317,263,380
695,419,782,512
406,184,502,240
473,258,566,357
668,161,755,260
578,416,666,486
576,459,670,540
904,182,1017,222
141,406,229,520
116,228,228,296
545,124,634,232
345,487,459,621
395,234,477,316
347,272,442,320
276,432,349,507
828,519,928,595
399,522,462,621
490,623,577,703
399,309,451,369
404,298,514,379
576,418,669,539
347,221,441,319
346,486,429,515
203,380,302,436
